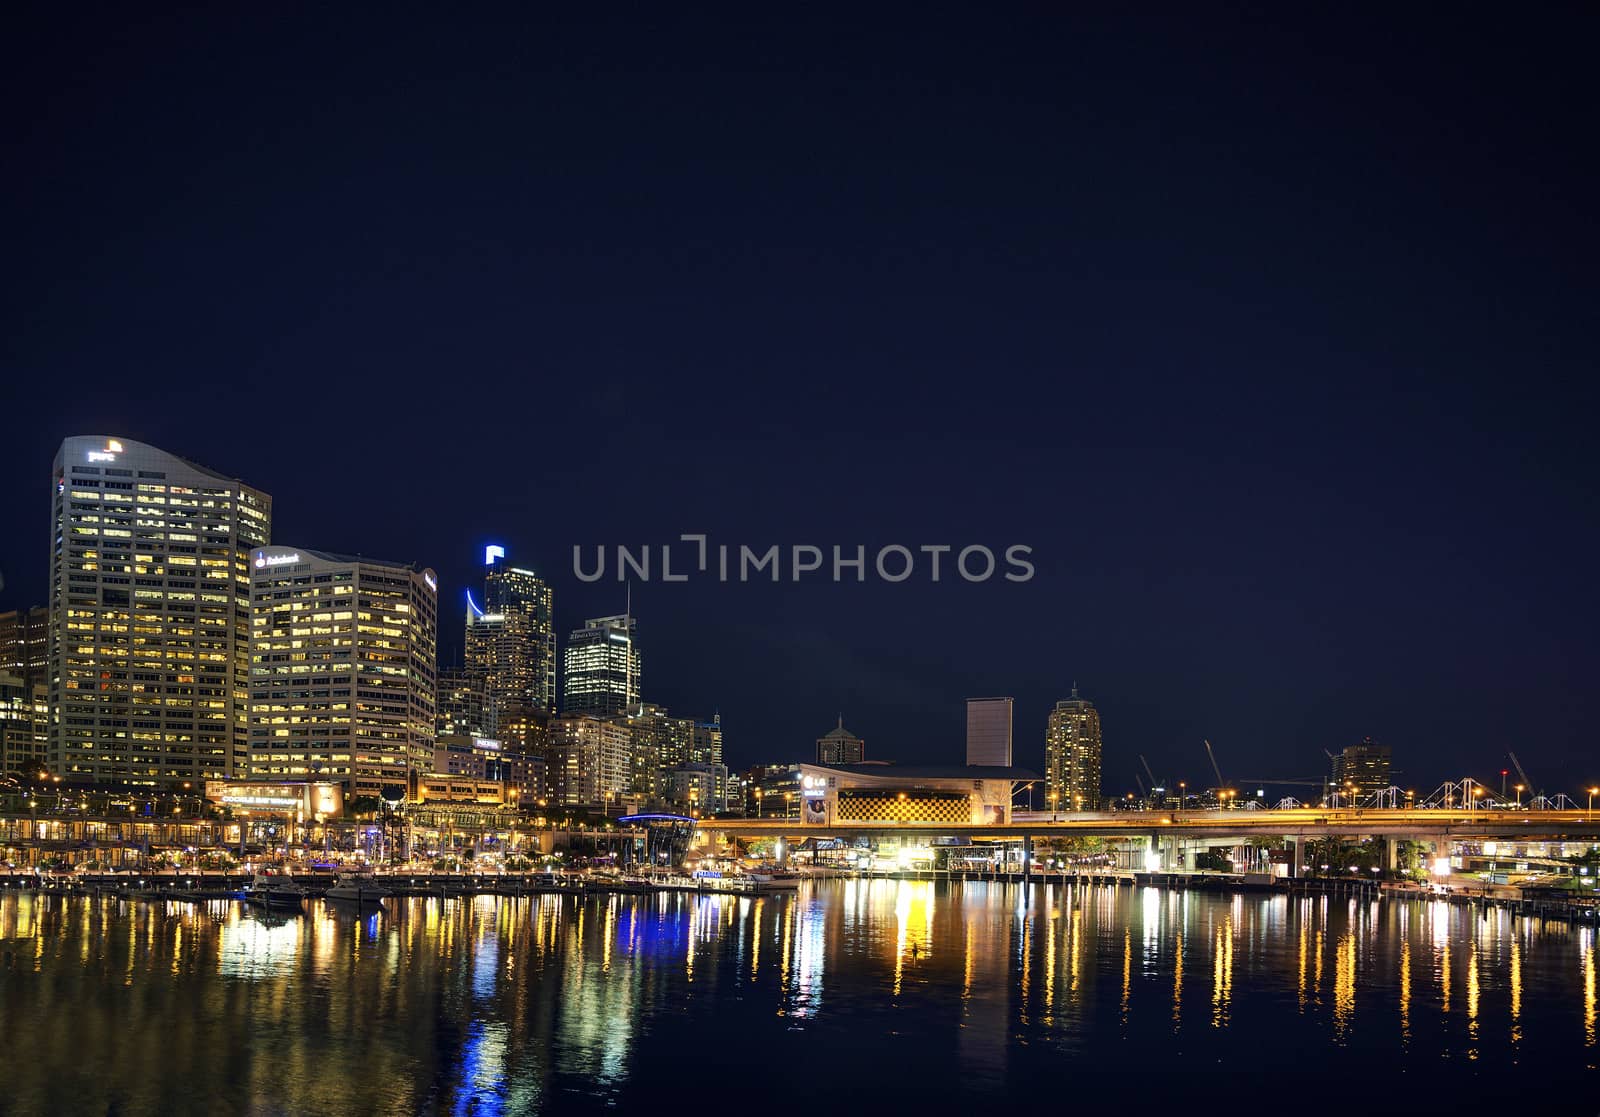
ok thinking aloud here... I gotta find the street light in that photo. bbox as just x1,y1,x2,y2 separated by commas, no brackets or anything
754,787,763,819
1514,784,1524,809
1047,790,1058,822
1589,787,1599,821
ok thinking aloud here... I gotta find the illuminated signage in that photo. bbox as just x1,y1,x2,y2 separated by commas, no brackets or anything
86,439,124,463
253,551,302,569
485,544,505,566
424,571,438,591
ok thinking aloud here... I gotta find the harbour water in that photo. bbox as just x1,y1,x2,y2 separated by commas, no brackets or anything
0,881,1595,1114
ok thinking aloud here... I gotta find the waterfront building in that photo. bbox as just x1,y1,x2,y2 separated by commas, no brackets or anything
48,436,271,787
816,718,865,765
1045,685,1102,812
433,733,543,808
562,614,638,717
965,697,1013,766
246,547,437,799
795,761,1030,826
464,547,556,728
0,607,49,688
1334,737,1393,798
0,672,48,777
203,778,344,820
547,713,631,810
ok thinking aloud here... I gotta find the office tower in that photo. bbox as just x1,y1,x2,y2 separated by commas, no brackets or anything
816,717,865,765
562,613,639,717
48,437,271,786
247,546,437,798
1045,685,1102,811
547,713,630,809
436,667,489,738
965,697,1014,766
1334,737,1392,798
464,546,555,728
0,607,49,687
0,673,48,777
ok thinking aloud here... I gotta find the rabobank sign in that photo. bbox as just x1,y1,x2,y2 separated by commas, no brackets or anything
252,549,302,569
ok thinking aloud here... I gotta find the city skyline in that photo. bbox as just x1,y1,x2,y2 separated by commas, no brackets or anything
1,431,1595,796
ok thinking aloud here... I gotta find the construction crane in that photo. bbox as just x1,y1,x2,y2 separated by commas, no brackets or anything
1507,751,1538,800
1204,739,1225,791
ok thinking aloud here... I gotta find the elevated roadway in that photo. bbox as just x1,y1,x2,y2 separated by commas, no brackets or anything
701,808,1600,842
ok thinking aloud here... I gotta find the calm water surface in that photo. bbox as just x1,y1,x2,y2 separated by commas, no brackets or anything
0,882,1595,1114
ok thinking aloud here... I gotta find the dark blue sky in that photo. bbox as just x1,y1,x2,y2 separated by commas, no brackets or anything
3,6,1596,794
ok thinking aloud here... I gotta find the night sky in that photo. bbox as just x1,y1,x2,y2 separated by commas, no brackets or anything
4,7,1597,795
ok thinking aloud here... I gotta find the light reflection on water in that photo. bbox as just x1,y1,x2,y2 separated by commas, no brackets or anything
0,882,1595,1113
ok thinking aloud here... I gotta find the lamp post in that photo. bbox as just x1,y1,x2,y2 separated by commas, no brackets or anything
1514,784,1523,809
1178,782,1186,812
755,788,763,819
1048,790,1058,822
1589,787,1598,822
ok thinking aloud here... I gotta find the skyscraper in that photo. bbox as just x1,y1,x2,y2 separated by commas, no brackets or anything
816,718,865,764
435,666,489,738
0,607,49,688
247,546,437,798
0,673,48,778
562,613,639,717
966,697,1013,766
1334,737,1392,798
464,546,555,727
48,437,271,786
1045,686,1102,812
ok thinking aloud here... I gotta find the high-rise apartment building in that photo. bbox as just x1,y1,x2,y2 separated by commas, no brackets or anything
48,437,271,786
562,614,638,717
1045,686,1102,812
464,546,555,728
691,715,728,810
626,702,692,801
547,713,630,809
816,718,865,765
966,697,1014,767
247,546,437,798
0,607,49,688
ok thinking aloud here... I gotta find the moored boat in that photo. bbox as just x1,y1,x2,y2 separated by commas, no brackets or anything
243,874,307,912
325,873,392,906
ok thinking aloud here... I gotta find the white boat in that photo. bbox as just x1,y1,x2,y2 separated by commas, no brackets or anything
324,874,391,905
745,870,803,890
243,874,307,912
